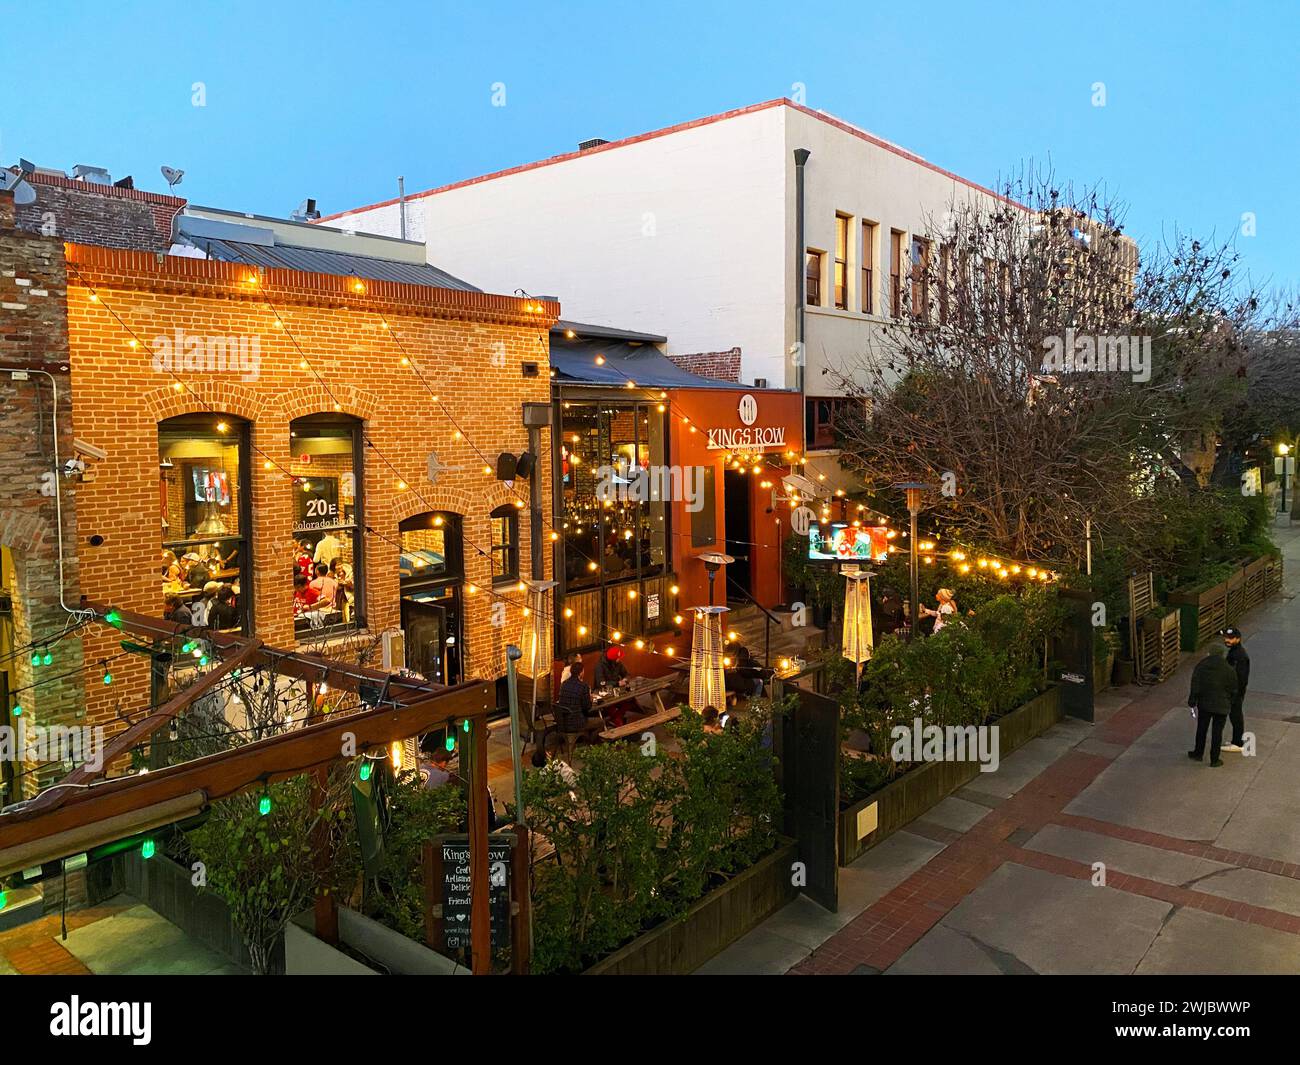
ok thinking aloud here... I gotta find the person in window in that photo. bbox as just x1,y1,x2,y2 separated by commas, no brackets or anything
329,557,354,621
295,540,315,581
294,573,320,616
163,592,193,627
314,531,343,568
308,562,339,610
602,539,625,577
208,584,239,630
191,581,221,627
183,552,210,589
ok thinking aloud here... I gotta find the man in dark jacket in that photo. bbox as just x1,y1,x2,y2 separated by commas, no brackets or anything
1222,627,1249,752
1188,644,1238,767
555,652,595,760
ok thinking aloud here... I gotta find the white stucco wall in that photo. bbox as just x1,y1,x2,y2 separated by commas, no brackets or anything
784,107,1014,396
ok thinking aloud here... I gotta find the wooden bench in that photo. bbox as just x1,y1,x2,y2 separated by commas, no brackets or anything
599,705,682,742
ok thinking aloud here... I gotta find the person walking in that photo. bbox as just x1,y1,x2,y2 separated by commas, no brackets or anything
1221,627,1249,753
1188,644,1238,767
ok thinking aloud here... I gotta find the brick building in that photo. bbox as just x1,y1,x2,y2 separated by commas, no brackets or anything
0,188,85,803
63,241,557,730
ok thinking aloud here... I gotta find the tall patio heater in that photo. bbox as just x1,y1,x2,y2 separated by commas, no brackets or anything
841,566,876,684
688,605,729,712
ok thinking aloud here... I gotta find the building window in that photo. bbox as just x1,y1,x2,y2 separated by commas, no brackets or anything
291,414,364,637
834,214,850,309
910,237,931,319
861,221,877,314
557,398,671,653
159,414,251,634
805,250,823,306
889,230,904,317
490,504,520,585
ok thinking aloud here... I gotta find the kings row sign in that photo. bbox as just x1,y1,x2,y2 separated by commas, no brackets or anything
706,426,787,451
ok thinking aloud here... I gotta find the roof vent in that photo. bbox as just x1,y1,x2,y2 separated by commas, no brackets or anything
577,138,609,151
291,197,320,221
71,164,112,184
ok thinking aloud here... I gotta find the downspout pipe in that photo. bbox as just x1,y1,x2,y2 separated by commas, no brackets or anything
793,148,811,395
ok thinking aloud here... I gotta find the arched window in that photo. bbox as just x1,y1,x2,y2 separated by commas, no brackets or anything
490,504,520,585
291,414,364,637
159,414,251,633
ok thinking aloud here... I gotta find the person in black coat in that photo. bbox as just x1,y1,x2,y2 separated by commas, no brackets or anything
1188,644,1238,767
1222,627,1249,752
555,652,595,760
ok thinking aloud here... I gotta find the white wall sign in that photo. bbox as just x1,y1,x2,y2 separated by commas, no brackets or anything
738,393,758,426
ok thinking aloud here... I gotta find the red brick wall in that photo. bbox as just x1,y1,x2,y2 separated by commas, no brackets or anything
64,243,556,729
12,171,184,251
666,347,742,383
0,189,85,798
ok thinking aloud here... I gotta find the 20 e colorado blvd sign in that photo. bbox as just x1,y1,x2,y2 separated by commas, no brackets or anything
705,394,787,451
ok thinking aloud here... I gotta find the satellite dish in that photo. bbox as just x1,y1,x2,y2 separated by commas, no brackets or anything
0,170,36,206
160,166,184,190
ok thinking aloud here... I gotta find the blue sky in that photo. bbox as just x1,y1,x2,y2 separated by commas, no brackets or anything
3,0,1296,293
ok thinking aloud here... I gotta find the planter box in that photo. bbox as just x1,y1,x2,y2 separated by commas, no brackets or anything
1169,581,1228,651
286,918,377,975
837,687,1062,866
1094,651,1115,693
285,907,469,975
582,838,799,975
123,852,260,972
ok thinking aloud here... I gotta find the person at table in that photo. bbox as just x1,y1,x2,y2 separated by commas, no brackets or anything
594,645,634,727
190,581,221,627
701,706,724,735
294,573,321,618
295,540,315,581
726,643,768,697
556,651,596,761
163,592,193,627
308,562,339,610
182,552,210,588
208,584,239,630
920,588,957,634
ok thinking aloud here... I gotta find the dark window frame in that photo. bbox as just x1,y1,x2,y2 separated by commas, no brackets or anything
489,503,521,586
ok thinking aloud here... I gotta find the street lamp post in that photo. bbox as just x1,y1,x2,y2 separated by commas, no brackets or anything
896,483,928,641
1277,443,1292,515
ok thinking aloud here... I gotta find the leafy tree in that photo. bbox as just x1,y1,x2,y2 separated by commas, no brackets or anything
188,770,357,974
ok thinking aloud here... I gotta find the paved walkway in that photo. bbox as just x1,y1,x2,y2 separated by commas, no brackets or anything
703,525,1300,976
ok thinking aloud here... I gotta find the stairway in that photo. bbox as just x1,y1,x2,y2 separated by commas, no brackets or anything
723,601,825,667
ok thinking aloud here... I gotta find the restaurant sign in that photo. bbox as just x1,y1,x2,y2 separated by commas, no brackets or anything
437,832,513,951
705,394,787,451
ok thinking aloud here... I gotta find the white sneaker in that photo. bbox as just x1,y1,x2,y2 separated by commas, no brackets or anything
1221,743,1243,753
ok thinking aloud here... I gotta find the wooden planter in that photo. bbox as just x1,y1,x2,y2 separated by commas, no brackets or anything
837,687,1062,866
1169,581,1228,651
582,838,799,975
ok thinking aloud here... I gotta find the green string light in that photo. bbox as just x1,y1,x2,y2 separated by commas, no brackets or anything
11,704,22,718
42,650,52,666
462,718,471,734
30,652,40,667
0,890,7,912
105,609,122,627
444,732,456,752
102,667,112,685
141,839,156,860
258,790,272,816
359,762,372,782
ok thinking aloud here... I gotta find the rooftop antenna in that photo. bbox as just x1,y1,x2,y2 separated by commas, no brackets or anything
160,166,184,191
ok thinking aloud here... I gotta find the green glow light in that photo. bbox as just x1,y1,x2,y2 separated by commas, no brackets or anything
359,762,372,782
199,655,209,666
444,733,455,752
141,839,156,860
102,671,112,685
258,792,272,816
105,609,122,627
30,653,40,667
0,890,7,912
42,651,52,666
462,718,471,733
11,705,22,718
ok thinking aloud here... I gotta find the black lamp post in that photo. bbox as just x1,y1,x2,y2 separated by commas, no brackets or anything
896,483,929,640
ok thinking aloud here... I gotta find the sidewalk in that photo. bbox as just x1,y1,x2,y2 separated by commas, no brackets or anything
701,525,1300,975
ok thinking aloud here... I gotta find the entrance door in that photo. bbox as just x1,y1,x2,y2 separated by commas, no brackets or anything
401,590,463,685
723,468,752,598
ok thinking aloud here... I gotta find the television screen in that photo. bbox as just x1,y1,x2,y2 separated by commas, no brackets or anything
808,523,890,563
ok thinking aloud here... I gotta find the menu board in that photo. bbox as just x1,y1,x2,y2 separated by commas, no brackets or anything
438,833,513,951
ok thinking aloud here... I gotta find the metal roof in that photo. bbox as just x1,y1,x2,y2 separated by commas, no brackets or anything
550,336,738,390
185,235,481,292
553,319,668,345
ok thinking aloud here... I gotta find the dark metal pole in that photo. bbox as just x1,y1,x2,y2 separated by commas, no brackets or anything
793,148,811,395
908,506,920,640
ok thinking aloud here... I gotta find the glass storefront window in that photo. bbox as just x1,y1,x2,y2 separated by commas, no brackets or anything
557,398,672,652
490,504,520,585
291,415,363,637
159,414,250,634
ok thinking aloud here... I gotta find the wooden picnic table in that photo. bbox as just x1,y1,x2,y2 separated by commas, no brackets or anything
599,704,682,742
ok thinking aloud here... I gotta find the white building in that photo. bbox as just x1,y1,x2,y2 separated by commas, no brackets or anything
321,98,1016,453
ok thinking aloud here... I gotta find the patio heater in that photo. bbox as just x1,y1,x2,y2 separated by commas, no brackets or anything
841,567,876,684
688,605,729,712
697,551,735,606
896,483,929,641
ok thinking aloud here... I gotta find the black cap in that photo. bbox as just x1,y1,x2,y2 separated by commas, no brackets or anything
1221,627,1243,639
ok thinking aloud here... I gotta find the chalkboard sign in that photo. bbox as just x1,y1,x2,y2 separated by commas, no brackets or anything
437,833,513,951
